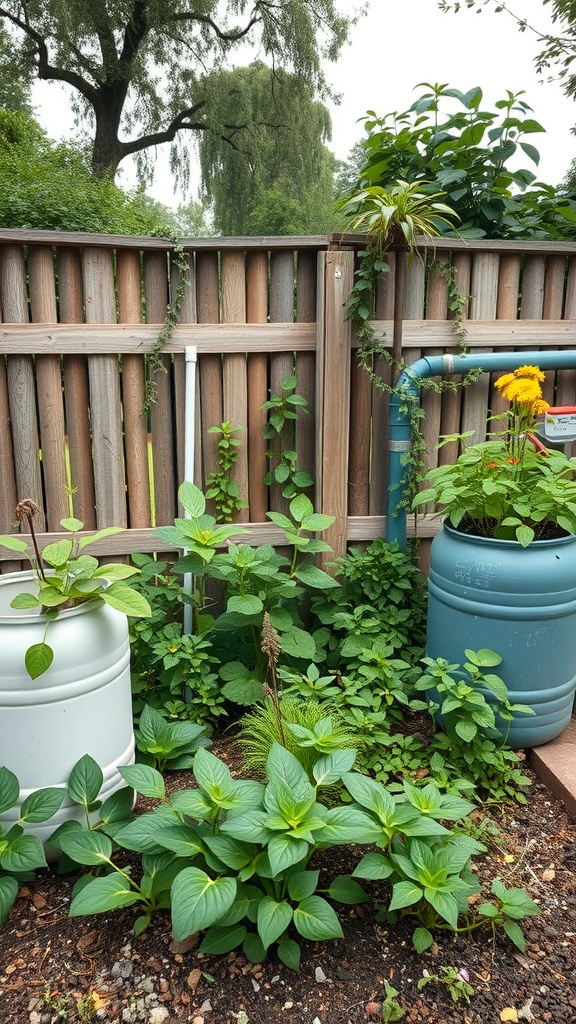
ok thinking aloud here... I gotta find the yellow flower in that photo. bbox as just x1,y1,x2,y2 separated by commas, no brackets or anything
514,364,545,382
531,398,550,415
501,378,542,404
494,372,515,392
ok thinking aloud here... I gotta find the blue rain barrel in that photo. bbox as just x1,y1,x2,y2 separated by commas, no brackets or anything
426,525,576,748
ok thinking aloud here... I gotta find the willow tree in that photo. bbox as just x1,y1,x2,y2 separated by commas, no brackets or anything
0,0,361,181
199,62,338,235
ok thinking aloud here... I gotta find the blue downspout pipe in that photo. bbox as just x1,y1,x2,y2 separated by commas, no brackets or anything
387,349,576,548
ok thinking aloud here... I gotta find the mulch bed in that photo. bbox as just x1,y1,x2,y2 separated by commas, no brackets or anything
1,738,576,1024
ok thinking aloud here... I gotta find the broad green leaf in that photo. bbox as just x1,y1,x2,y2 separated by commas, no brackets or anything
20,787,66,823
200,924,247,955
294,563,339,589
41,540,73,567
68,755,103,808
277,937,301,971
69,873,140,916
193,748,236,801
93,563,140,581
153,824,205,859
293,896,343,941
313,750,356,787
352,852,394,881
219,810,274,844
171,789,213,820
10,592,40,609
171,867,237,941
58,830,113,867
78,526,124,548
267,834,309,876
388,880,423,912
0,876,18,926
227,594,264,615
243,932,267,963
424,887,459,929
119,764,165,800
101,583,151,618
25,643,54,680
464,648,502,668
287,869,320,902
266,743,309,794
114,811,175,854
203,835,255,871
328,876,369,905
502,919,526,950
289,494,313,523
321,807,382,845
178,481,206,518
0,535,29,552
257,896,293,949
266,511,293,532
0,833,47,873
221,677,264,706
413,927,434,953
0,767,19,815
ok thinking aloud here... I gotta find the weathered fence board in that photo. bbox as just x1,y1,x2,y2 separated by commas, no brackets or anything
1,232,576,572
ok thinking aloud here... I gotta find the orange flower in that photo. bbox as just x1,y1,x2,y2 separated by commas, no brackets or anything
486,461,498,468
507,456,520,464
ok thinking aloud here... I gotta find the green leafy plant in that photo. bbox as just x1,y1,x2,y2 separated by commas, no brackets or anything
65,743,374,963
0,766,65,925
414,365,576,546
135,704,211,771
156,482,338,707
380,980,406,1021
349,83,576,240
237,696,357,783
205,422,249,522
0,499,151,678
418,966,475,1004
261,375,314,500
348,774,540,952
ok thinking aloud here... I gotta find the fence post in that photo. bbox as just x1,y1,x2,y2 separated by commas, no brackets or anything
316,248,354,563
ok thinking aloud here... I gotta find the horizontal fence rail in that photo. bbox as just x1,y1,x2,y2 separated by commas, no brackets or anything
0,229,575,572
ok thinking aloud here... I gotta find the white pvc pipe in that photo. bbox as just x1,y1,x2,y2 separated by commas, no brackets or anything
183,346,197,636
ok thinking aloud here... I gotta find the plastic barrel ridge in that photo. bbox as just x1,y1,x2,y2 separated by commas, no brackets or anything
0,570,135,857
426,526,576,749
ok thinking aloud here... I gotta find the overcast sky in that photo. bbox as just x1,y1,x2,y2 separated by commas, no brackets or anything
32,0,576,204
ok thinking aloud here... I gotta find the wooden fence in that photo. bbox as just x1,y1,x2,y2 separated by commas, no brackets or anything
1,229,576,572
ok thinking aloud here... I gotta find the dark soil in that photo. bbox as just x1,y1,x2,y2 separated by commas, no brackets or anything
1,739,576,1024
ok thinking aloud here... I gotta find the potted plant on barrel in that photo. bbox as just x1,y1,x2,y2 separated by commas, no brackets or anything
0,500,151,848
414,365,576,748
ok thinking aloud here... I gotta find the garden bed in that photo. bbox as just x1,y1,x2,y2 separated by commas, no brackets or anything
1,739,575,1024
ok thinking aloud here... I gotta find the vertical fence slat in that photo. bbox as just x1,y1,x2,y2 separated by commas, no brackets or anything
490,254,522,422
558,258,576,436
83,247,126,527
144,250,176,526
246,251,269,522
269,250,296,514
463,252,499,443
173,252,197,492
368,258,395,514
117,250,151,529
295,250,317,507
0,346,19,568
0,244,45,530
318,250,354,561
438,252,471,466
421,257,449,476
196,252,222,491
58,247,96,529
543,256,567,405
28,246,69,530
221,251,249,521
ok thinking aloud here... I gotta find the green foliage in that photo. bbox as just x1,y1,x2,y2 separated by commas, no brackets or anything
135,704,211,772
381,980,406,1021
0,2,358,180
311,540,428,666
155,483,337,708
0,766,62,926
237,697,357,782
200,62,339,235
262,375,314,500
416,652,533,802
1,507,151,680
337,179,459,252
414,366,576,546
418,966,475,1004
128,554,226,727
66,744,369,963
0,110,169,233
344,83,576,239
205,423,248,522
